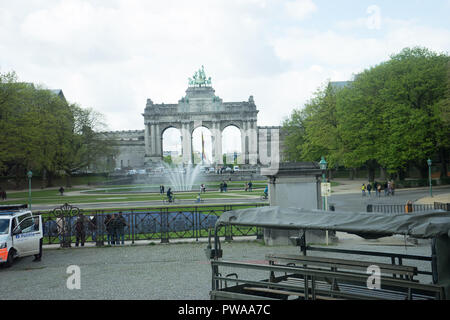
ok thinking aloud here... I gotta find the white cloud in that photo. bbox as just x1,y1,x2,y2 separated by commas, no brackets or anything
0,0,449,135
284,0,317,20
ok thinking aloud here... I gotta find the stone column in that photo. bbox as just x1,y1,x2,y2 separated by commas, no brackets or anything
150,124,156,156
248,121,258,165
144,123,151,156
155,123,162,158
261,162,328,246
214,122,222,164
181,123,192,164
240,122,247,164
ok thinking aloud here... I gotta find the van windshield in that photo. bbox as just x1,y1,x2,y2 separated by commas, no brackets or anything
0,219,10,235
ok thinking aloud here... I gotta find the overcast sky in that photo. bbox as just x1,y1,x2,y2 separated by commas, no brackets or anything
1,0,450,140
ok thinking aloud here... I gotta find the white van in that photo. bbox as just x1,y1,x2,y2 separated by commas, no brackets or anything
0,204,43,267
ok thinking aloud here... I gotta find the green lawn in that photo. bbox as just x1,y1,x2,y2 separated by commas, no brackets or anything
3,187,266,206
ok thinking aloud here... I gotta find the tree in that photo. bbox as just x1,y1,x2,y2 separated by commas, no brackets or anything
281,47,450,181
0,70,118,188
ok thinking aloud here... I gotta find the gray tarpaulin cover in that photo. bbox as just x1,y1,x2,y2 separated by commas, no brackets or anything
216,206,450,239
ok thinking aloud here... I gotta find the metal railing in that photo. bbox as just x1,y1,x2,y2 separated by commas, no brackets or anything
37,203,267,246
367,202,449,214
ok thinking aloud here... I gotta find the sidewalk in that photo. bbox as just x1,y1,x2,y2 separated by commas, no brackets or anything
415,193,450,204
331,178,450,204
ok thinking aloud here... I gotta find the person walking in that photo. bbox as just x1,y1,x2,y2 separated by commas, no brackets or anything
367,183,372,197
377,183,382,197
361,184,366,197
59,186,65,196
248,181,253,192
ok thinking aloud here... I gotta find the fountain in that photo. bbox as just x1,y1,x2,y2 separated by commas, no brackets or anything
162,163,203,192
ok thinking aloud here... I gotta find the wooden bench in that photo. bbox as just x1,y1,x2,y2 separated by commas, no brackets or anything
243,286,343,300
211,260,445,300
266,253,418,280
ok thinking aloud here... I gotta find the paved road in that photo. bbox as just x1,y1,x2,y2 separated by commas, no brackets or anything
1,183,447,300
329,185,450,212
0,238,433,300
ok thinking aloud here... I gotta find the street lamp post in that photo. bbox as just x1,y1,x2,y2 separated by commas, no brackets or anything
27,170,33,210
319,156,329,245
427,159,432,198
319,156,328,206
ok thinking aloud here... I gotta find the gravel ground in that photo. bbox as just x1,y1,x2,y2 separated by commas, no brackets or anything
0,235,433,300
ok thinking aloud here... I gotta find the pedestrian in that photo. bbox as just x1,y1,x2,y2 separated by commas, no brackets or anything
59,186,65,196
391,180,395,196
219,182,224,192
367,183,372,196
32,217,42,262
361,184,366,197
387,181,393,196
75,214,89,247
116,212,128,245
105,214,115,245
377,183,382,197
167,187,174,202
223,181,228,192
384,182,388,196
405,200,413,213
89,215,97,243
1,189,6,201
248,181,253,192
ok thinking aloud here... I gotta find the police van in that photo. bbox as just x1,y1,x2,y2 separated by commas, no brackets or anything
0,204,43,267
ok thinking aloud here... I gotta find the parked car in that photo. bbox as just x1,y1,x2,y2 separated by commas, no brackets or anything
233,165,240,172
0,205,43,268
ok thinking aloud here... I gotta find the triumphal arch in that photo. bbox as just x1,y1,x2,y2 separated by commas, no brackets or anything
103,67,284,169
143,66,259,166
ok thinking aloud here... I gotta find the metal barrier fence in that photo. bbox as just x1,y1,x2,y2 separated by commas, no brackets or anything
367,202,449,214
36,203,268,246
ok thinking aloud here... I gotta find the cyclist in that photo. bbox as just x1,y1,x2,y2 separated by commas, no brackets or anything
167,187,174,203
263,185,268,199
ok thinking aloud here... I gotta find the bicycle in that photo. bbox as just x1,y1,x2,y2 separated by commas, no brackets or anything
162,195,176,204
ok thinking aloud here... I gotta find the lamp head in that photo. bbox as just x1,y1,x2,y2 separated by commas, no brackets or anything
319,156,328,170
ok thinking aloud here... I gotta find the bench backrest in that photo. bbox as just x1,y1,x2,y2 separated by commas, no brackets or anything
266,253,418,278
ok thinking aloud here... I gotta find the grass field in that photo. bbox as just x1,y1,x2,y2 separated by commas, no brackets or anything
2,186,266,206
2,179,339,207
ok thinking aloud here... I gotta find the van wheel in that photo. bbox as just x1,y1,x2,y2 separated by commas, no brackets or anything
4,249,14,268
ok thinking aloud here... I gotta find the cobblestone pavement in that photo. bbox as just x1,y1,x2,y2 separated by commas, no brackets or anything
0,236,433,300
